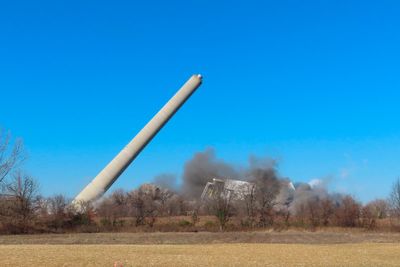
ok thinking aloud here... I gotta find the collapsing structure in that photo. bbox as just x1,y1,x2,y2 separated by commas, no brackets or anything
201,178,256,202
74,74,203,203
200,177,299,207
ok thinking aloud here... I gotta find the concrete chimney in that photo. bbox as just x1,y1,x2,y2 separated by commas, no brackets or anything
74,74,202,203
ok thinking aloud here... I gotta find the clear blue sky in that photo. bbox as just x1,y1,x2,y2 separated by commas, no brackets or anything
1,1,400,202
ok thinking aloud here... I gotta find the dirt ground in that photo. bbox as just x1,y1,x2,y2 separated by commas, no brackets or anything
0,243,399,266
1,231,400,245
1,232,399,266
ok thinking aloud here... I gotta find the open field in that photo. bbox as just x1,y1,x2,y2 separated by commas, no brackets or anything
0,243,399,266
1,232,399,266
1,231,400,245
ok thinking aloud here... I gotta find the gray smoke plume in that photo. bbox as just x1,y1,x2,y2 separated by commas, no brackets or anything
289,182,325,213
244,158,282,204
285,178,344,214
153,148,338,213
182,148,240,198
153,174,178,192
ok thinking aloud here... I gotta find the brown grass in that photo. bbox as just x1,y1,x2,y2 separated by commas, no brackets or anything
0,243,399,266
1,231,400,245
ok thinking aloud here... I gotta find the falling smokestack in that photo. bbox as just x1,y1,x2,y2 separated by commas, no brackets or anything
74,74,202,203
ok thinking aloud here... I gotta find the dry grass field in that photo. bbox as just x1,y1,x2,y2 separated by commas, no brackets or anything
2,231,400,245
0,243,399,266
1,232,399,266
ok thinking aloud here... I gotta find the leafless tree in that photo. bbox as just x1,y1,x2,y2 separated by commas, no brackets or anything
248,168,281,227
0,129,25,186
295,202,308,226
241,182,257,228
69,200,95,227
366,199,389,219
48,195,68,216
129,184,160,227
306,197,321,227
97,198,115,227
389,178,400,218
166,195,187,217
189,208,200,226
320,198,335,226
292,197,328,228
2,172,39,233
111,189,129,219
129,189,145,226
154,187,174,216
97,189,129,227
276,204,291,227
361,204,378,230
47,195,69,230
206,192,235,231
334,195,361,227
35,195,50,220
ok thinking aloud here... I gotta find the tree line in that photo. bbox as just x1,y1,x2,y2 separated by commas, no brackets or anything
1,129,400,234
2,175,400,234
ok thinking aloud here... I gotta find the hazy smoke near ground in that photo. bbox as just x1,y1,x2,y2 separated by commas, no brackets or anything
289,182,327,213
153,174,178,192
182,148,240,198
153,148,340,213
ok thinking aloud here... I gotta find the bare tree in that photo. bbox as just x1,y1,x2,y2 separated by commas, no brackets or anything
320,198,335,226
361,204,378,230
389,178,400,218
207,192,235,231
128,184,160,227
69,200,95,227
129,189,145,226
97,189,129,228
334,195,360,227
35,195,50,221
47,195,69,230
154,187,174,216
249,168,281,227
366,199,389,219
242,183,257,228
97,197,115,227
276,204,291,227
306,197,321,228
166,195,187,217
110,189,129,221
292,197,331,228
0,129,25,186
296,202,313,227
3,172,39,233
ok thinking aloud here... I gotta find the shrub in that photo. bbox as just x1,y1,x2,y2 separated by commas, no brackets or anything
204,221,216,230
178,220,192,227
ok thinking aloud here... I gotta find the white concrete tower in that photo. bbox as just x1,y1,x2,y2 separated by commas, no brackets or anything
74,74,202,203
